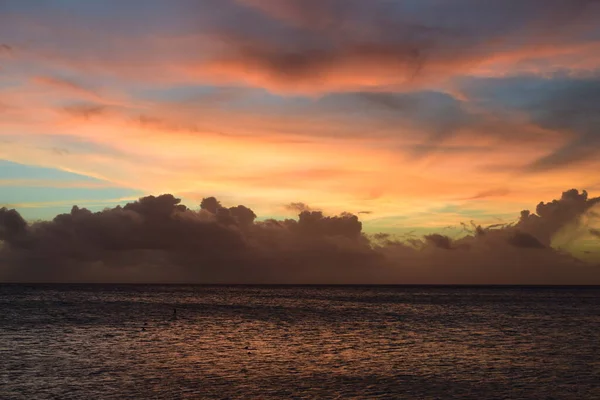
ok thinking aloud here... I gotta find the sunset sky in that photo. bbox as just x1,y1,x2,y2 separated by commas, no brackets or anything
2,1,600,281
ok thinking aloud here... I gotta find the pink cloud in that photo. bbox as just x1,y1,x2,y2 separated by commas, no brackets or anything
3,1,599,94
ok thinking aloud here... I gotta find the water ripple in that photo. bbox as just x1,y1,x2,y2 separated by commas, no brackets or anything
1,285,599,399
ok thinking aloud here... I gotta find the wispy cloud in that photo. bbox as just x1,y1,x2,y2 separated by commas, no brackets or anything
0,178,119,189
2,196,138,209
1,0,600,234
31,75,100,100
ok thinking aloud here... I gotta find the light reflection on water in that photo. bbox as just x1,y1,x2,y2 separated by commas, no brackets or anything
1,285,599,399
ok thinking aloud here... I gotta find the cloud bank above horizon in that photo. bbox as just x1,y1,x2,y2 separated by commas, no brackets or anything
2,1,600,281
1,189,599,284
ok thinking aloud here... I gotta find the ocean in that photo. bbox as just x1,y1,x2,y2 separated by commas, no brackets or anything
1,285,599,399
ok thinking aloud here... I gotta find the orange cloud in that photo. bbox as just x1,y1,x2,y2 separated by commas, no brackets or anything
4,2,600,95
3,71,599,226
2,1,600,230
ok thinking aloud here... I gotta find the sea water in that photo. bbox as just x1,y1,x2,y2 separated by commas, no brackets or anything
1,285,599,399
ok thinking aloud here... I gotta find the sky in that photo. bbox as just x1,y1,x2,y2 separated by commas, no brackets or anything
1,0,600,283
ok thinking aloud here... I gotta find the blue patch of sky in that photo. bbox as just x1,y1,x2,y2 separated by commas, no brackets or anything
129,84,309,111
8,201,133,222
460,74,597,109
459,76,550,110
130,85,230,103
1,0,176,24
432,204,476,214
0,159,102,182
0,186,141,206
0,0,260,38
362,205,517,229
2,135,148,165
35,136,120,156
430,203,511,219
0,160,142,219
0,74,24,90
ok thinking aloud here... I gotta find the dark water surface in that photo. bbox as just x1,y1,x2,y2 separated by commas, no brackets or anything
1,285,599,399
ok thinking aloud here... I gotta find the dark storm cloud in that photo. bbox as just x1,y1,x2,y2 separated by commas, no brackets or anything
2,189,599,284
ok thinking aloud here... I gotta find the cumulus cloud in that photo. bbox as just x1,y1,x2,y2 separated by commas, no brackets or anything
1,189,599,284
507,232,546,249
424,234,453,250
516,189,600,246
200,196,222,214
284,202,314,213
0,207,27,244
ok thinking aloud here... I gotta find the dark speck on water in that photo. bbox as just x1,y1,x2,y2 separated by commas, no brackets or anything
1,284,599,399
